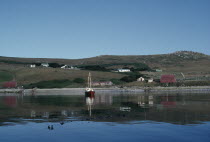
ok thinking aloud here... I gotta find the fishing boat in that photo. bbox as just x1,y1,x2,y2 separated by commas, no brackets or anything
85,72,95,97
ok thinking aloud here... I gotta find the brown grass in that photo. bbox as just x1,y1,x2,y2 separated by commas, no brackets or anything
13,67,125,85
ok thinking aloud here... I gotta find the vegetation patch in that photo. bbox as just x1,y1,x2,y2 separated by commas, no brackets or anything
48,63,64,68
79,65,110,72
0,60,30,65
24,79,73,89
182,81,210,86
101,63,151,71
110,78,124,85
73,78,85,84
120,72,146,83
0,71,13,83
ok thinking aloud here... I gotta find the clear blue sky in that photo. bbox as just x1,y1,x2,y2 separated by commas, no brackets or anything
0,0,210,59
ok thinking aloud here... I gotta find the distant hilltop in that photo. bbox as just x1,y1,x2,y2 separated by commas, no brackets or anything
0,51,209,65
170,51,208,59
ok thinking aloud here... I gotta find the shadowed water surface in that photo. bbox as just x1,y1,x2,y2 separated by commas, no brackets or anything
0,92,210,142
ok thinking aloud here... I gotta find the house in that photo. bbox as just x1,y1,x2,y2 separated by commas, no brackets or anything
30,64,36,68
61,65,79,70
41,63,49,67
155,69,162,72
70,66,79,70
137,77,145,82
92,82,100,86
61,65,68,69
148,78,153,83
118,69,131,72
92,81,113,86
3,81,17,88
160,75,176,83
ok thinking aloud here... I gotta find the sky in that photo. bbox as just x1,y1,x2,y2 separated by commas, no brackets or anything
0,0,210,59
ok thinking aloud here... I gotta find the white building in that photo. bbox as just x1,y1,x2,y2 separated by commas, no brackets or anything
148,78,154,83
118,69,131,72
30,64,36,68
41,63,49,67
155,69,162,72
61,65,78,70
137,77,145,82
61,65,68,69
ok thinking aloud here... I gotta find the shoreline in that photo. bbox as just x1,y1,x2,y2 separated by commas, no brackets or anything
0,86,209,95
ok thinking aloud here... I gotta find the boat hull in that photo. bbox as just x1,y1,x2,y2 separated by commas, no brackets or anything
85,91,95,97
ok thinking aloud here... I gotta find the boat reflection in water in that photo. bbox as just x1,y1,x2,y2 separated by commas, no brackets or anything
85,93,95,117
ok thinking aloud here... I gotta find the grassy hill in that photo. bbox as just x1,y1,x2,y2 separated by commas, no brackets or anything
0,64,125,88
0,71,13,83
0,51,210,88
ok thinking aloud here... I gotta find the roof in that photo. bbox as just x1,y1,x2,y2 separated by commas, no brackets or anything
3,81,17,88
160,75,176,83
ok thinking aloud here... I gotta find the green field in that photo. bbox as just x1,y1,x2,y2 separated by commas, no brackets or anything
24,79,74,89
0,71,13,83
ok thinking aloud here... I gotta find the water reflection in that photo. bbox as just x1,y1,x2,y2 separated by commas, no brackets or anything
86,94,95,117
0,93,210,126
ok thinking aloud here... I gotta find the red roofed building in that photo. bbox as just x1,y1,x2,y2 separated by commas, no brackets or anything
160,75,176,83
2,81,17,88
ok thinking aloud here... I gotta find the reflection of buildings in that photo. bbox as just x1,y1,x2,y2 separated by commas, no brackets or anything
43,112,49,118
31,110,36,118
137,95,154,108
137,95,177,109
61,110,68,117
160,96,177,108
3,96,17,107
1,94,210,125
119,107,131,112
29,110,75,119
94,95,113,105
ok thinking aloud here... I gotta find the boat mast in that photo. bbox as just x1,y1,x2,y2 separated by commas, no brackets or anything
88,72,91,88
90,73,92,89
87,73,90,88
87,72,92,88
87,72,93,89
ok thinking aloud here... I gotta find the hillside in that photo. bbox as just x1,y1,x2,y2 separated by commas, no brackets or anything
0,51,209,65
1,51,210,72
0,51,210,88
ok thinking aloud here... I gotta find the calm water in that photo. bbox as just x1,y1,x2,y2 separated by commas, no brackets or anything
0,92,210,142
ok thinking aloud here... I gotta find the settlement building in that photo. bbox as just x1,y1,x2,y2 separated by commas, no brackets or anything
160,75,176,83
155,69,162,72
41,63,49,67
92,81,113,86
61,65,68,69
30,64,36,68
3,81,17,88
118,69,131,72
137,77,145,82
148,78,154,83
61,65,78,70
